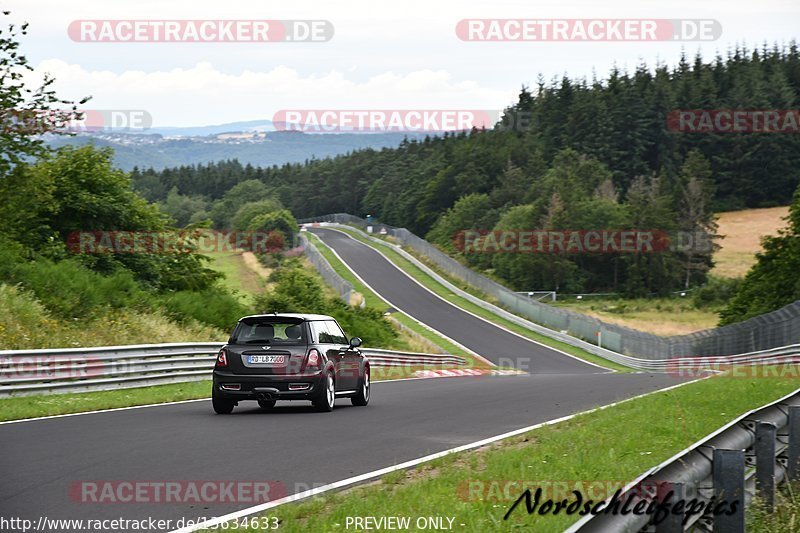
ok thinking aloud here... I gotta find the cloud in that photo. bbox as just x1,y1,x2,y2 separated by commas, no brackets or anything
29,59,516,126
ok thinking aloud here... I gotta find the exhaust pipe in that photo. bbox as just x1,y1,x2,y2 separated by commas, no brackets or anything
257,392,273,401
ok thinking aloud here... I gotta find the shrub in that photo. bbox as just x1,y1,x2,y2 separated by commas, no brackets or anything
248,209,300,249
693,277,742,309
0,284,225,350
254,266,323,313
326,300,397,346
231,199,284,231
159,288,247,331
13,258,147,318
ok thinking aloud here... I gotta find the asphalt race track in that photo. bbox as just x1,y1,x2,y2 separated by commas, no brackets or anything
0,228,692,530
310,227,600,373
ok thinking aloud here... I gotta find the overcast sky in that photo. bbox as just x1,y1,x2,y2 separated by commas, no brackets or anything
7,0,799,127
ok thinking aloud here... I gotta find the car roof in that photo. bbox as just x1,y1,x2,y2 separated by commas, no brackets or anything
239,313,335,321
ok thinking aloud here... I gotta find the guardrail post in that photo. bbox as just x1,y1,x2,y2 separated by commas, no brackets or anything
789,406,800,481
756,421,777,511
712,448,745,533
655,481,685,533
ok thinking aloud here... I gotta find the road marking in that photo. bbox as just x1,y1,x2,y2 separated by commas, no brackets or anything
171,376,707,532
414,368,526,378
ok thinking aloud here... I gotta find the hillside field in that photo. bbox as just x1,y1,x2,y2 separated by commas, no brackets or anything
712,206,790,278
553,206,791,335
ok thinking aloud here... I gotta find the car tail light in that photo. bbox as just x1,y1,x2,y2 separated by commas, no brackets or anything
216,348,229,368
303,348,321,371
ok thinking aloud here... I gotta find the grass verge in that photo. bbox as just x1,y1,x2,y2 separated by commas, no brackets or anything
234,374,799,532
0,380,212,422
206,250,267,305
328,227,628,372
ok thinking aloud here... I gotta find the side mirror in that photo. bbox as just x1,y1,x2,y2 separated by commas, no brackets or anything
349,337,362,348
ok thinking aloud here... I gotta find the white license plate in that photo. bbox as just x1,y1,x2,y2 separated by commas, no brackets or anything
248,355,286,364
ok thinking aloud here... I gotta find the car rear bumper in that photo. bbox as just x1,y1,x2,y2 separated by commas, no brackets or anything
212,369,324,401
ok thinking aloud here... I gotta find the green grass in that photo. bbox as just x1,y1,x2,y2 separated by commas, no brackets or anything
234,375,799,532
0,380,212,422
749,482,800,532
306,232,488,368
206,250,266,305
329,227,629,372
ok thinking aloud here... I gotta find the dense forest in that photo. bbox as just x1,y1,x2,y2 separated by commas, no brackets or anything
134,44,800,297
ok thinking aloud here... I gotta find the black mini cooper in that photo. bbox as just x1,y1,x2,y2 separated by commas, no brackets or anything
212,314,369,413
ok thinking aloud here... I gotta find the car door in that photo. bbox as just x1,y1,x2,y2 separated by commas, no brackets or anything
310,321,351,391
327,320,360,390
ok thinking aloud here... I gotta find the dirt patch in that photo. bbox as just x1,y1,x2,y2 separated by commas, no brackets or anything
241,251,272,280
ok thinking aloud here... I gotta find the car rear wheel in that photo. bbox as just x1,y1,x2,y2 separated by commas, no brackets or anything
351,367,370,406
313,371,335,412
258,399,276,410
212,390,235,414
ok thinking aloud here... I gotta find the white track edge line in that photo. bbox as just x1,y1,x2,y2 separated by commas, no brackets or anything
172,375,708,532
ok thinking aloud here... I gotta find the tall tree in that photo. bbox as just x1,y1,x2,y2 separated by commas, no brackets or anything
0,11,88,175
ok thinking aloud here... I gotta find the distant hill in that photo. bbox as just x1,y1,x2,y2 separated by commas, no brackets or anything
46,129,423,171
146,119,277,137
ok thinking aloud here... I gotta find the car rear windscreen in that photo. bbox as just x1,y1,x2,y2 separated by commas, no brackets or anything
232,318,306,344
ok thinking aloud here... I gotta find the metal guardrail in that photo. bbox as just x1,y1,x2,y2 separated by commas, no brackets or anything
0,344,466,397
301,233,355,304
305,222,800,373
568,387,800,532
